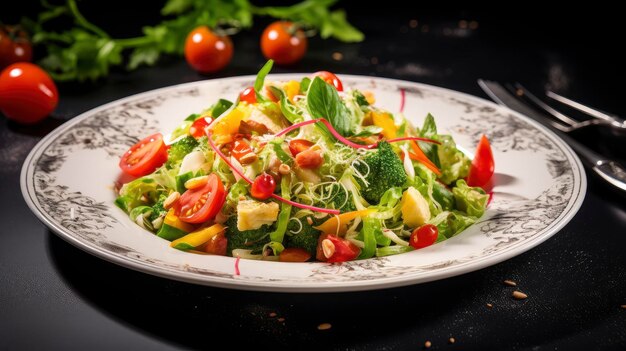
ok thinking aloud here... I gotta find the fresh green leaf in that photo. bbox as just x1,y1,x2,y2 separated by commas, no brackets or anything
358,217,379,259
353,90,370,106
268,86,303,123
254,59,274,101
210,99,234,118
307,77,352,136
376,245,413,257
320,10,364,42
161,0,193,15
300,77,311,92
452,179,488,217
127,46,160,70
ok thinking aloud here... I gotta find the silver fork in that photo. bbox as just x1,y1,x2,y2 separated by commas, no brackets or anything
509,83,626,133
478,79,626,193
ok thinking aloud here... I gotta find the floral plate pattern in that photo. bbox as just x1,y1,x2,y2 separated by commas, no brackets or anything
21,75,586,292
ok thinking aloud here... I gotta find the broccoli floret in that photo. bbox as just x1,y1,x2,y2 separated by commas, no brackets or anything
225,216,271,255
148,194,167,222
284,218,321,256
167,136,199,167
355,141,407,204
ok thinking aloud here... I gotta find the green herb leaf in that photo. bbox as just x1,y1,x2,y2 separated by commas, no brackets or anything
127,46,159,70
161,0,193,15
307,77,352,136
211,99,234,118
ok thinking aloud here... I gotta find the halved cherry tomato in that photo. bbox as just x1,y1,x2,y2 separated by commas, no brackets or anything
260,21,307,65
178,174,226,223
239,86,257,104
312,71,343,91
295,148,323,169
184,26,233,74
466,135,495,188
251,173,276,200
279,248,312,262
0,62,58,124
316,234,360,263
409,224,438,249
204,232,228,255
288,139,314,157
189,117,212,138
231,139,252,161
119,133,168,177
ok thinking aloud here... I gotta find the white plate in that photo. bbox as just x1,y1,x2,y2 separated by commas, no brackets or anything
21,74,586,292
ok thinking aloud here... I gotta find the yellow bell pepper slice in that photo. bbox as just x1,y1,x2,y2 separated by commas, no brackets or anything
285,80,300,102
314,209,373,236
372,111,397,139
171,223,226,251
164,209,195,232
210,106,247,144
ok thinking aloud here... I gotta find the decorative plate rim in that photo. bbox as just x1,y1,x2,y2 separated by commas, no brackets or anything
20,74,587,292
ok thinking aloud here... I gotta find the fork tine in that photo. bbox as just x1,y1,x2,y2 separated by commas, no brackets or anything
514,83,580,127
546,91,621,123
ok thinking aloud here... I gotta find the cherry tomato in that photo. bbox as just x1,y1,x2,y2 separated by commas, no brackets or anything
466,135,495,188
239,86,257,104
184,26,233,74
409,224,438,249
0,25,32,70
316,234,360,263
312,71,343,91
178,174,226,223
119,133,168,177
205,232,228,256
231,139,253,162
251,173,276,200
279,248,312,262
260,21,307,65
0,62,58,124
189,117,212,138
295,148,323,169
288,139,314,157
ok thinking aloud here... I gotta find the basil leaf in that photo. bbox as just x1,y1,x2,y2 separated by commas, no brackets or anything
306,77,352,136
268,86,303,123
419,113,441,168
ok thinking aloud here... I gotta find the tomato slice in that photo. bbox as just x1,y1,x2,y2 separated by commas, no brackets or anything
288,139,314,157
311,71,343,91
177,174,226,223
231,139,253,161
239,86,257,104
467,135,495,188
189,117,212,138
315,234,360,263
119,133,168,177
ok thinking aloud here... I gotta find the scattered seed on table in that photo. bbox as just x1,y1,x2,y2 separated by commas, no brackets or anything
332,52,343,61
277,317,285,322
486,303,493,308
449,337,456,344
317,323,332,330
269,312,277,317
503,279,517,287
621,305,626,309
512,291,528,300
424,340,432,348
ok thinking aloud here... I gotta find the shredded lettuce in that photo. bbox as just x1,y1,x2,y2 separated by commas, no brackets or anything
452,179,489,217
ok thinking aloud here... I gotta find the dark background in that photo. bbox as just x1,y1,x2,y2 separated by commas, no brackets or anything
2,2,625,350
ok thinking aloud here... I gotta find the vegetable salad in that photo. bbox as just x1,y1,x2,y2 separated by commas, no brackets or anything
115,61,492,263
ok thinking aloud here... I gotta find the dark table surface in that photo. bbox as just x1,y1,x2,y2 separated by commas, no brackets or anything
1,8,625,350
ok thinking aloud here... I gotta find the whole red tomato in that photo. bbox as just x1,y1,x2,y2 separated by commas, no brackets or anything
184,26,233,74
0,63,58,124
260,21,307,65
0,25,32,70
